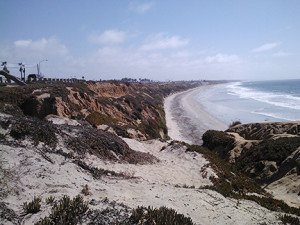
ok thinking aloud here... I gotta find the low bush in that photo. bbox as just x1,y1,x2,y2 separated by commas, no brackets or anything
186,144,300,217
86,111,117,126
202,130,235,159
10,121,30,139
9,118,57,147
237,137,300,170
229,120,241,128
45,196,55,205
186,144,265,195
279,214,300,225
127,206,194,225
35,195,88,225
23,197,41,214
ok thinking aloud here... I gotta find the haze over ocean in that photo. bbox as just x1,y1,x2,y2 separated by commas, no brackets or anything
194,80,300,125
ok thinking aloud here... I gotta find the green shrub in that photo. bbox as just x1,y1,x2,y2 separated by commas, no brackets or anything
186,144,265,196
127,206,194,225
10,121,30,139
86,111,117,126
237,137,300,170
23,197,41,214
45,196,55,205
279,214,300,225
35,195,88,225
202,130,235,159
186,143,300,217
229,121,241,128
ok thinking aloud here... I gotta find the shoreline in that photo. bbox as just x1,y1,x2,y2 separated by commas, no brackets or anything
164,85,228,145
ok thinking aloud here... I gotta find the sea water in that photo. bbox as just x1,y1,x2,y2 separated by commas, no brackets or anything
194,80,300,125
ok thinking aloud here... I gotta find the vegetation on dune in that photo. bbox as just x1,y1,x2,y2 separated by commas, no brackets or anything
74,159,134,179
9,117,57,147
22,195,194,225
85,111,117,127
185,144,300,217
202,130,235,159
202,129,300,183
229,120,241,128
35,195,88,225
23,197,41,214
237,137,300,175
126,206,194,225
279,214,300,225
67,125,158,164
186,144,265,196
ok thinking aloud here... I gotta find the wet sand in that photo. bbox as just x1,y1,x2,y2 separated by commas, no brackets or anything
164,85,228,145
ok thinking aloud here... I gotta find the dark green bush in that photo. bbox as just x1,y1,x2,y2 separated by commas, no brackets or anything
10,121,30,139
35,195,88,225
186,144,265,194
237,137,300,172
86,111,117,126
23,197,41,214
202,130,235,159
279,214,300,225
9,118,57,147
186,144,300,217
229,121,241,128
45,196,55,205
127,206,194,225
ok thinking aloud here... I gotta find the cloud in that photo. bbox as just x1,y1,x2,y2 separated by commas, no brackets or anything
14,40,32,47
171,51,193,58
140,33,189,51
251,42,280,52
13,37,68,55
204,54,239,64
272,51,289,57
89,30,126,45
129,1,154,14
1,37,73,76
0,35,246,81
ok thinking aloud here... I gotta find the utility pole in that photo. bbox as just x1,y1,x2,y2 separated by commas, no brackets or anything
38,59,48,77
19,63,23,80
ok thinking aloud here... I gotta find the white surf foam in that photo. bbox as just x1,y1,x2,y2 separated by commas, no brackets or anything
227,82,300,111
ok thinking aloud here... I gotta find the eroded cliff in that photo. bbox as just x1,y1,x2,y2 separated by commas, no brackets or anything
0,81,201,140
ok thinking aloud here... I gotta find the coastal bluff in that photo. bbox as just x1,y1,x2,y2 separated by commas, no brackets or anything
1,81,300,224
203,121,300,207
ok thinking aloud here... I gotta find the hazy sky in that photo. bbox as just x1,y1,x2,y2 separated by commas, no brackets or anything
1,0,300,81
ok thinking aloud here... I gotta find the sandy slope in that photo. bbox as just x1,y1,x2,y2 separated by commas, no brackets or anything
1,136,282,225
165,86,228,145
0,114,285,224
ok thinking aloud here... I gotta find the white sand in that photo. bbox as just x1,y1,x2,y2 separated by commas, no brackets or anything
1,137,282,225
165,86,228,145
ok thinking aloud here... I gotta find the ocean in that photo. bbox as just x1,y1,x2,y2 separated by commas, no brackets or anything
194,80,300,125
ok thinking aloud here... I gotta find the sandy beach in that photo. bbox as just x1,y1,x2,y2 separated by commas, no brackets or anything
165,85,228,145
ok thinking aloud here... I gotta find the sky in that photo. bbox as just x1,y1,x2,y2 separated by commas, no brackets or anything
1,0,300,81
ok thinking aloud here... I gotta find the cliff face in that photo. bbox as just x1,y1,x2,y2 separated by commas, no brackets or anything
225,122,300,182
203,122,300,207
0,81,200,140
